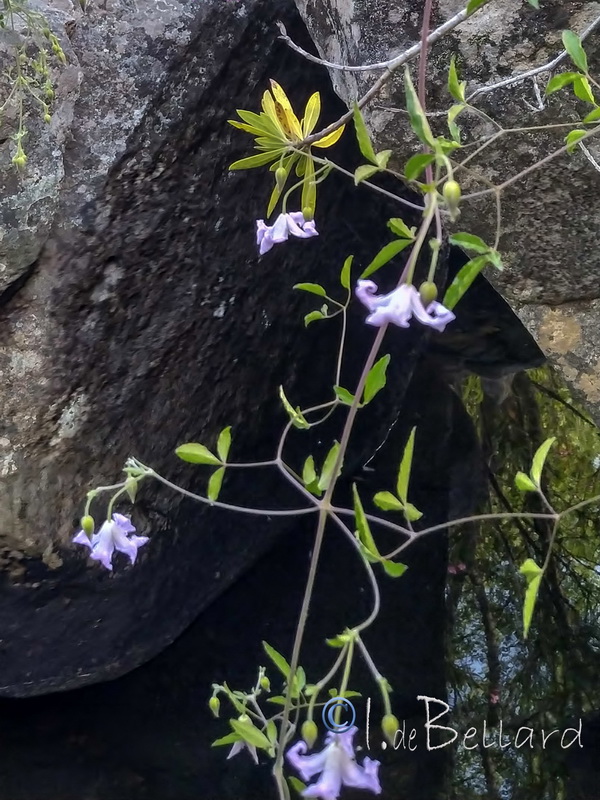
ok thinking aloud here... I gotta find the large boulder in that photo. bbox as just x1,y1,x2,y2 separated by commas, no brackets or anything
294,0,600,423
0,0,442,696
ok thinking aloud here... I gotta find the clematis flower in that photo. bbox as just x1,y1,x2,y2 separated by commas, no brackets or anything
256,212,318,255
355,279,455,333
287,727,381,800
73,513,149,571
227,739,259,765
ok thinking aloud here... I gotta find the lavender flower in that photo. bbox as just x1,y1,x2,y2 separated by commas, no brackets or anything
73,513,149,571
256,212,318,255
355,279,455,333
287,727,381,800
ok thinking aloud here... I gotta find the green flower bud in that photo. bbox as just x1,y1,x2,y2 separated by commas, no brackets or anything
302,206,314,222
259,675,270,691
42,26,51,38
442,180,461,220
45,86,55,100
125,476,138,502
301,719,318,748
80,515,95,535
275,167,287,191
381,714,400,745
419,281,438,307
209,696,220,717
44,113,51,123
12,154,27,168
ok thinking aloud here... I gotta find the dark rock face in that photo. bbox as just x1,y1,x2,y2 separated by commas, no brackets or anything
0,355,478,800
0,1,433,696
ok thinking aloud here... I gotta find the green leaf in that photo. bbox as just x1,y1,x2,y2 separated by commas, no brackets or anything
352,103,379,165
354,164,380,184
376,149,392,169
515,471,537,492
448,57,466,102
397,426,416,504
583,106,600,123
404,502,423,522
573,76,595,105
229,150,283,170
373,491,404,511
404,66,435,148
565,129,587,153
266,720,278,745
176,443,222,465
527,0,539,7
326,635,349,648
208,467,225,501
230,718,272,751
382,559,408,578
212,733,240,747
447,103,464,142
302,455,317,487
562,30,588,73
449,232,490,253
334,385,355,405
363,354,390,405
266,696,286,705
443,254,488,310
466,0,488,13
318,441,341,491
304,310,325,326
262,641,290,678
404,153,435,181
531,436,556,486
294,283,327,297
519,559,543,639
352,484,381,559
217,427,232,462
288,777,307,796
279,386,310,430
545,71,579,95
361,240,412,280
387,218,415,240
340,255,353,289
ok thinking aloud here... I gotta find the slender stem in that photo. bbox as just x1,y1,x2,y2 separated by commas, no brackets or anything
147,469,317,517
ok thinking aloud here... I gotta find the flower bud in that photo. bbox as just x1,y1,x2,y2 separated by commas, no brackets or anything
302,206,314,222
80,515,95,536
419,281,438,307
301,719,318,748
443,180,461,220
12,154,27,168
42,26,51,38
209,696,220,717
44,113,51,123
275,167,287,191
259,675,270,691
381,714,399,745
125,477,138,503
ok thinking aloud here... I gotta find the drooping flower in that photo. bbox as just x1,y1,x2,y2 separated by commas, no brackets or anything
287,727,381,800
355,279,455,333
73,513,148,571
256,212,318,255
227,739,259,765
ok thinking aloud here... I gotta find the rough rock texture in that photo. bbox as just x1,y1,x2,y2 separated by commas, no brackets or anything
0,0,444,696
294,0,600,422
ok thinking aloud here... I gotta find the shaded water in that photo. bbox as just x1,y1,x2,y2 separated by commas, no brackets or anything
1,366,599,799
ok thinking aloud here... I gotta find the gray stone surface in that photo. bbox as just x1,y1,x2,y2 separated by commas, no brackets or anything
294,0,600,422
0,0,438,696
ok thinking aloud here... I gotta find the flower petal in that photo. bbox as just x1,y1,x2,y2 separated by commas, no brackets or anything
72,530,92,549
